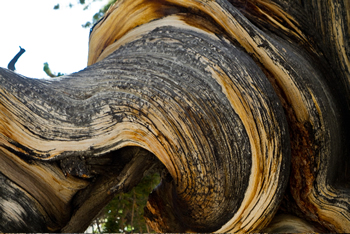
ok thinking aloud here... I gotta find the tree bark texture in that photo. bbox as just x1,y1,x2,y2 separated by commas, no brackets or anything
0,0,349,232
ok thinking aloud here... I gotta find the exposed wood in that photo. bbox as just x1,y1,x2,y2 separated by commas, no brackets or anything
261,213,323,233
0,0,349,232
61,147,163,232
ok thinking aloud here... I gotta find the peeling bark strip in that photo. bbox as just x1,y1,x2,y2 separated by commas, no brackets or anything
0,0,349,233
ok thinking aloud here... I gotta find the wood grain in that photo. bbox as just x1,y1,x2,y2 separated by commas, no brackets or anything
0,0,349,232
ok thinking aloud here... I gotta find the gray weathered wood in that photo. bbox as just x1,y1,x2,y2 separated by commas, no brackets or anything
0,0,349,232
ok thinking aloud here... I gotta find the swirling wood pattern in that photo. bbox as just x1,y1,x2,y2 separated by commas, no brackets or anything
0,0,349,232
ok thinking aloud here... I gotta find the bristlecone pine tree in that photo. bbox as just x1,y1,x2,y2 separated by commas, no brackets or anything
0,0,349,232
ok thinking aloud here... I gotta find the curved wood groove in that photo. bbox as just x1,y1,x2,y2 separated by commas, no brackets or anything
0,0,349,232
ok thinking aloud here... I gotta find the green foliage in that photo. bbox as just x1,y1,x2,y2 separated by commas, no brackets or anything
43,62,64,77
53,0,119,28
82,0,118,28
103,173,160,233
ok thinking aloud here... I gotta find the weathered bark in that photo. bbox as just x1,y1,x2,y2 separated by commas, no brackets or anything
0,0,349,232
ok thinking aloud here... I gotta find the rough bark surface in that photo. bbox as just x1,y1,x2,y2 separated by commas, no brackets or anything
0,0,349,232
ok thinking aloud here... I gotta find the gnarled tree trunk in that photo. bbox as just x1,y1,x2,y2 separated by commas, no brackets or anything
0,0,349,232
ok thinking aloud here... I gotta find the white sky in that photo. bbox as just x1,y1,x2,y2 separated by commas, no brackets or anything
0,0,108,78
